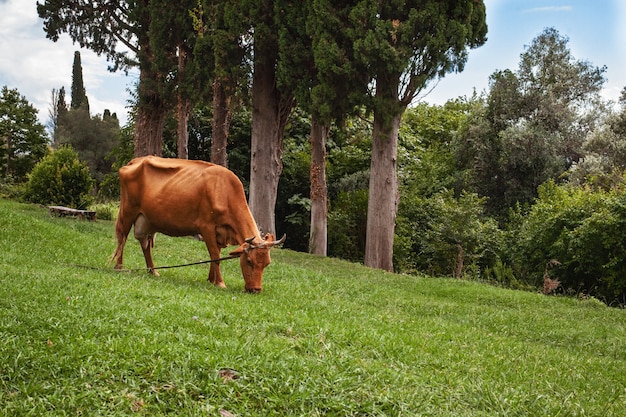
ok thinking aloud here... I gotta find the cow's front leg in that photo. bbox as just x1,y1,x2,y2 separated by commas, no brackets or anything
134,214,159,276
203,233,226,288
208,262,226,288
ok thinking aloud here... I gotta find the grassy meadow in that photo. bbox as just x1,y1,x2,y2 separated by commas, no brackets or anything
0,198,625,416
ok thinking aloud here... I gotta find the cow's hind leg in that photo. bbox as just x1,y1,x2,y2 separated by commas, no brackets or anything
134,214,159,276
112,212,132,270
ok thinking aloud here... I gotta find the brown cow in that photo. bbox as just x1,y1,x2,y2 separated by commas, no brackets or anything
111,156,284,293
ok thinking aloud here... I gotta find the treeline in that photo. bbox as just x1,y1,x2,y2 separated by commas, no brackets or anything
240,28,626,304
123,26,624,303
50,52,121,187
37,0,489,272
1,1,625,303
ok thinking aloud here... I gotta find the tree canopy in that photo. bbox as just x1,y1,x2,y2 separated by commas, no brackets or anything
457,27,607,216
29,3,626,303
0,86,48,181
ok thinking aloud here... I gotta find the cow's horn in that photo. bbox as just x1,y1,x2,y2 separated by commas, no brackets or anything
269,234,286,247
243,236,256,249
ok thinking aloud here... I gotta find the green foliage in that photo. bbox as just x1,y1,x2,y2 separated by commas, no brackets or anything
399,101,471,197
509,181,626,303
396,189,502,278
0,85,49,181
97,91,137,201
70,51,90,111
2,200,626,415
89,202,119,221
37,1,136,73
24,146,94,209
57,107,120,185
349,0,487,107
456,28,607,218
568,92,626,188
0,176,26,200
328,189,368,262
276,114,312,252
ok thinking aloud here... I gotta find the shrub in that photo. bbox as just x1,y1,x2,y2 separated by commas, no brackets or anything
328,189,368,262
90,202,118,221
396,189,503,278
24,146,94,209
509,180,626,304
0,175,25,200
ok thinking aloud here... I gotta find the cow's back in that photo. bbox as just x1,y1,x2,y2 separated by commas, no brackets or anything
118,156,251,237
120,156,217,204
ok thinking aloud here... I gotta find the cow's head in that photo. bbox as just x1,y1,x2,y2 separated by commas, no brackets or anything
230,233,285,293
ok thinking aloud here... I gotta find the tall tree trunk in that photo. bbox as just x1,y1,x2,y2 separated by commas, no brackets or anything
248,32,292,234
309,116,329,256
176,94,190,159
364,77,402,271
176,45,190,159
211,79,230,167
134,64,166,157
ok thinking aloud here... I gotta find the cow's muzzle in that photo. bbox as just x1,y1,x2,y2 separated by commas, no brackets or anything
245,287,262,294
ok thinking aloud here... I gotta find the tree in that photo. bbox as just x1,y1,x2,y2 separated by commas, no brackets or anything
457,28,606,216
57,108,119,185
396,189,502,278
399,100,471,197
243,0,296,235
191,0,249,166
70,51,90,111
509,181,626,303
568,87,626,189
51,52,120,186
56,86,68,145
47,87,63,146
149,0,203,160
299,0,370,255
37,0,166,157
0,86,48,181
346,1,487,271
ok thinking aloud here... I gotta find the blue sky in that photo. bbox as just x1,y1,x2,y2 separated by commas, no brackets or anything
425,0,626,105
1,0,624,127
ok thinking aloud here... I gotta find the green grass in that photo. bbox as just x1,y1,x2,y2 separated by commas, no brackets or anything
1,198,625,416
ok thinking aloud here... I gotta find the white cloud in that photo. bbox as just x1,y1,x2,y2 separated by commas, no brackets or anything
0,0,133,125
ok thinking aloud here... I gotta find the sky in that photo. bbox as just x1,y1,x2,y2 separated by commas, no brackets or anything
1,0,625,128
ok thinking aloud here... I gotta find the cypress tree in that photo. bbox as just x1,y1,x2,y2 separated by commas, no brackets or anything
52,86,68,147
70,51,89,111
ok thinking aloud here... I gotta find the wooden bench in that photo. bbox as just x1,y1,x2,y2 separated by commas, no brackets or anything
48,205,97,221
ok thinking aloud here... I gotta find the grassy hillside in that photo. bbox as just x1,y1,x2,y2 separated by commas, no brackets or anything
1,199,625,416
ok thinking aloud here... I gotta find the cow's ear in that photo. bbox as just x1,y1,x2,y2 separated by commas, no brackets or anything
229,244,246,256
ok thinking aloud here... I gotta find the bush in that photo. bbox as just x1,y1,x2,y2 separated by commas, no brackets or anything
509,180,626,304
0,176,25,200
328,189,368,262
24,146,94,209
90,202,119,221
396,189,503,278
